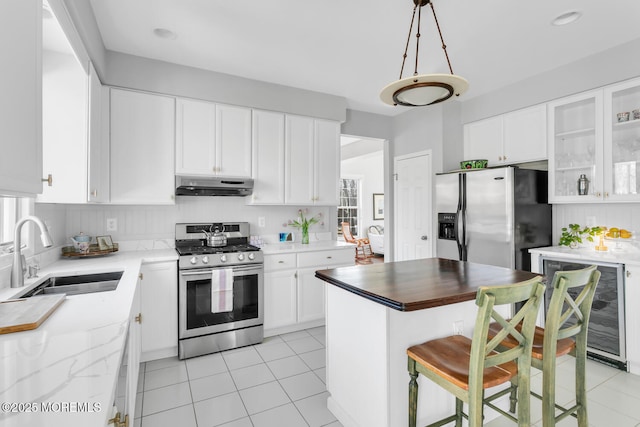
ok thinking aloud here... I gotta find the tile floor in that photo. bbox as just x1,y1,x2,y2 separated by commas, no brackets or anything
133,327,640,427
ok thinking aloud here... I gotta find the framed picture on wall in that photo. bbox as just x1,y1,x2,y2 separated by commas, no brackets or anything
373,193,384,220
97,235,114,250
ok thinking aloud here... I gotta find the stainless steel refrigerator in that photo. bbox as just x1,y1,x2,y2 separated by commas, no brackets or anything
435,166,551,271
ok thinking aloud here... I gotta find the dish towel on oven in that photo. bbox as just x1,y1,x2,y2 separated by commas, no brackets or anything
211,268,233,313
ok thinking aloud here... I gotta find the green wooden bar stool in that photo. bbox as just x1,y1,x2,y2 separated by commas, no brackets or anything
407,276,545,427
487,265,601,427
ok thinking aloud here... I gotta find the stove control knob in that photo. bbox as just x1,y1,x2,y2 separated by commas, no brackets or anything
190,256,198,265
220,255,227,263
248,253,255,260
202,256,209,264
238,253,245,261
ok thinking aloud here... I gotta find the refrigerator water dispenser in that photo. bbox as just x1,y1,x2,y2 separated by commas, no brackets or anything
438,213,457,240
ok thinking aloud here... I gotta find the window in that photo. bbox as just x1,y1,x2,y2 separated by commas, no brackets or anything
338,178,360,236
0,197,30,250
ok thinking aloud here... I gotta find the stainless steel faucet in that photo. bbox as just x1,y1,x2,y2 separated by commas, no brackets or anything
11,216,54,288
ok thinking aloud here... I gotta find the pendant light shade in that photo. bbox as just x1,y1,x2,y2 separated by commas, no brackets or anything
380,0,468,107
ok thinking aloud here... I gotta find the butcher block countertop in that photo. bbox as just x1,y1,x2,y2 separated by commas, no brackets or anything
315,257,540,311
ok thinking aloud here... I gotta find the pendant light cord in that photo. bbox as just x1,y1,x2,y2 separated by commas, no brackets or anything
399,4,418,80
429,1,454,75
398,1,456,79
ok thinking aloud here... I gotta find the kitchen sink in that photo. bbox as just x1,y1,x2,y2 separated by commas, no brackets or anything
19,271,124,297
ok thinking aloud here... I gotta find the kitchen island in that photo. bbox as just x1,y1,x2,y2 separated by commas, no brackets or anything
315,257,539,427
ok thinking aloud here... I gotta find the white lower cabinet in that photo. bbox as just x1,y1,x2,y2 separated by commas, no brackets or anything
264,247,354,335
112,275,141,427
139,261,178,362
625,264,640,375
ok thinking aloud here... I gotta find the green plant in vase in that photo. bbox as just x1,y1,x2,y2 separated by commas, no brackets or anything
288,209,322,244
559,224,602,248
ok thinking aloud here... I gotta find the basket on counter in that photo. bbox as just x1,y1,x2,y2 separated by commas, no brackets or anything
61,243,119,258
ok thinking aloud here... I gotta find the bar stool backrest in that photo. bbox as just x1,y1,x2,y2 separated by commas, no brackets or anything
543,265,601,361
470,277,546,388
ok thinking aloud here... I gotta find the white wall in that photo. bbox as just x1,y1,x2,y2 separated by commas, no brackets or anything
341,151,384,238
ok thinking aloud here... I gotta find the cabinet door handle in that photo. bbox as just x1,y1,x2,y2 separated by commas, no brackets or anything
42,174,53,187
326,256,332,259
498,156,502,161
627,270,631,278
278,260,284,264
90,189,97,197
135,313,142,323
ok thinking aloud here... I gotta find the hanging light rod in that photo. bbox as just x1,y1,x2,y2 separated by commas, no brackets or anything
380,0,468,107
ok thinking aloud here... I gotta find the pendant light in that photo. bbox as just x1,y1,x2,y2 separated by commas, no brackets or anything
380,0,468,107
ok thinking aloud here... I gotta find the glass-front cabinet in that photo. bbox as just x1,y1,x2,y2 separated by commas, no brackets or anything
548,90,603,203
604,79,640,202
549,77,640,203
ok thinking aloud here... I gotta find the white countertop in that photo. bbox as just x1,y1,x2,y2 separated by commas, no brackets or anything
261,240,353,255
529,245,640,266
0,249,177,427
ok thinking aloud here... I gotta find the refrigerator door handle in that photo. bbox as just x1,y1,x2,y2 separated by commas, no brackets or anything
455,173,467,261
460,173,467,261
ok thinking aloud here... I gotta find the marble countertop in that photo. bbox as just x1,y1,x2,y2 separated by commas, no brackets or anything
261,240,353,255
0,249,177,427
529,245,640,265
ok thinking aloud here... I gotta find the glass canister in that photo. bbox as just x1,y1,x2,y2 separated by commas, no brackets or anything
577,174,589,195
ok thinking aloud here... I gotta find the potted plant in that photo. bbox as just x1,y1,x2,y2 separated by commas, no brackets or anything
559,224,602,248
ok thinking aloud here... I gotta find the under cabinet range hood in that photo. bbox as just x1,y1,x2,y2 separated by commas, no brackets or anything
175,176,254,197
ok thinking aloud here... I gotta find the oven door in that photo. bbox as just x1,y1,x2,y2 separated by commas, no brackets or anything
179,264,264,339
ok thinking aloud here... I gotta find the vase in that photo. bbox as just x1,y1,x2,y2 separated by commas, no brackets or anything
301,226,309,244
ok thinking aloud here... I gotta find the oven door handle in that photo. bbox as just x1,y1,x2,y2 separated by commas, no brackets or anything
180,265,263,276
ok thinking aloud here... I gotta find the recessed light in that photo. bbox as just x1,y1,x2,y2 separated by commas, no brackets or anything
551,10,582,26
153,28,177,40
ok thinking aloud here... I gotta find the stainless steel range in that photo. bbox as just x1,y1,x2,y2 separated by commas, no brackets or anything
176,222,263,359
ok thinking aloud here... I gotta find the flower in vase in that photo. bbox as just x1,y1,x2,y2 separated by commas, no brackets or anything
288,209,321,244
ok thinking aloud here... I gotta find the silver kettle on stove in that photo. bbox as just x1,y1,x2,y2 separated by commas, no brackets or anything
203,224,227,247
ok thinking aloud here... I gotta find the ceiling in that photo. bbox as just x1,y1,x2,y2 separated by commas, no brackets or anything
82,0,640,116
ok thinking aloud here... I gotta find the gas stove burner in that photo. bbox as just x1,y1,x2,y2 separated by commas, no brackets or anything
176,244,261,256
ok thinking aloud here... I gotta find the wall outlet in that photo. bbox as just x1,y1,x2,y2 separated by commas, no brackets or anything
258,217,266,228
106,218,118,232
453,320,464,336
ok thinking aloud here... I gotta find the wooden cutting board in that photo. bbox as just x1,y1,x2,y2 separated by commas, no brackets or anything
0,294,65,334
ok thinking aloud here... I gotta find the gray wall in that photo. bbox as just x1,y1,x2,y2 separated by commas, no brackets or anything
462,37,640,123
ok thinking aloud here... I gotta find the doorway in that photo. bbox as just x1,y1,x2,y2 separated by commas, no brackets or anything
394,151,433,261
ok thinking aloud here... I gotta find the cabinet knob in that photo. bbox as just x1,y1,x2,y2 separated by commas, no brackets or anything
627,270,631,278
91,189,97,197
498,156,502,161
42,174,53,187
503,156,507,161
604,192,609,198
595,192,601,197
135,313,142,323
278,260,284,263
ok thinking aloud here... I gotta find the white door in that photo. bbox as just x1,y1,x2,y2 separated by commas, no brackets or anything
394,151,433,261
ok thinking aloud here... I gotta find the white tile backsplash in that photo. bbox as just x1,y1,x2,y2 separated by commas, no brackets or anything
553,203,640,244
35,198,333,247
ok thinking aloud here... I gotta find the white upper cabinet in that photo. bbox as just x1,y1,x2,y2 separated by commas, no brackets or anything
216,104,252,178
110,88,176,205
603,78,640,202
285,115,340,205
314,119,341,205
464,104,547,166
285,115,315,204
175,99,251,178
250,110,285,204
0,0,42,197
503,105,547,164
548,90,603,203
87,63,110,203
38,51,88,203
